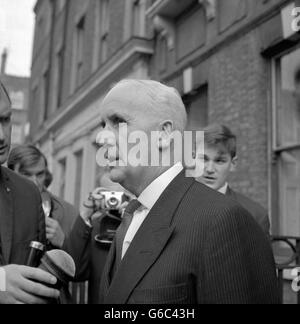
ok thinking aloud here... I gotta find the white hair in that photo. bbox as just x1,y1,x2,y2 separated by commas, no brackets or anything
114,79,187,132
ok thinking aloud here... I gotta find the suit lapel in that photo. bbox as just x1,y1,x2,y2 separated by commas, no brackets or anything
0,168,14,264
104,171,194,304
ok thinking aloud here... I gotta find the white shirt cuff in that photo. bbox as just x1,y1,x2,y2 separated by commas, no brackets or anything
0,268,6,292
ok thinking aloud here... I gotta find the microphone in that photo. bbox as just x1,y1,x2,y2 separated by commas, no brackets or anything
26,241,45,268
37,250,76,304
38,250,76,291
26,242,76,304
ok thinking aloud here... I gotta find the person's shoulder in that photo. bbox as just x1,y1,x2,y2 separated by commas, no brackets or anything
1,167,40,196
183,179,249,223
196,183,264,230
171,172,250,222
50,193,78,214
190,180,238,209
229,188,267,215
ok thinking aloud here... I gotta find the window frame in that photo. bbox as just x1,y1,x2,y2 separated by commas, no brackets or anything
270,44,300,236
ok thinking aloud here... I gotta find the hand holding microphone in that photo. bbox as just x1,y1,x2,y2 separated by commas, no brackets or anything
0,265,59,304
26,242,76,304
38,249,76,291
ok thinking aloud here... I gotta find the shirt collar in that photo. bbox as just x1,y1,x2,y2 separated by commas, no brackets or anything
218,182,229,195
138,163,183,211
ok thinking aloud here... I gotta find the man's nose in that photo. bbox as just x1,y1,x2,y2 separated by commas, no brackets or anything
205,161,216,174
96,128,116,148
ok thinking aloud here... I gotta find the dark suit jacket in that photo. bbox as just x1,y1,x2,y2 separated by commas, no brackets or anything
45,193,78,252
50,193,77,238
226,187,270,236
99,171,280,304
64,212,120,304
0,167,46,266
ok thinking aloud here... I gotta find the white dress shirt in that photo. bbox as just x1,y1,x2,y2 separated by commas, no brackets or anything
218,183,228,195
121,163,183,258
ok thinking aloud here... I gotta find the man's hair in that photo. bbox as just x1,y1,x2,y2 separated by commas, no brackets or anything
113,79,188,132
0,79,12,105
204,124,237,158
7,144,48,171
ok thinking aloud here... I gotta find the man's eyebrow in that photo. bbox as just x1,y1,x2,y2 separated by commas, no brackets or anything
108,113,128,120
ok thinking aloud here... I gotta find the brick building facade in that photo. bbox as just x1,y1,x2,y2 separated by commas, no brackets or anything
29,0,300,236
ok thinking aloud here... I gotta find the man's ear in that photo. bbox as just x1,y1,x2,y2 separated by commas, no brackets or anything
157,120,174,150
230,156,238,172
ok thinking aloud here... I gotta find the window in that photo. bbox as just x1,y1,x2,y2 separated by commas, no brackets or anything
57,0,66,13
158,34,167,73
41,68,50,122
71,16,85,92
76,17,85,88
272,47,300,236
53,48,64,110
58,159,67,199
132,0,146,37
10,91,25,110
11,124,24,145
99,0,110,65
74,150,83,210
93,0,110,69
184,85,209,131
124,0,146,41
176,5,206,61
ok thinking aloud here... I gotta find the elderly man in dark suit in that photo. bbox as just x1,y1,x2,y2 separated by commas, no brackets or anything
0,81,59,304
196,124,270,236
96,79,279,304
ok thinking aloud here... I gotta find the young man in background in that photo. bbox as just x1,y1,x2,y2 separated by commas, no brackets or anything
196,124,270,236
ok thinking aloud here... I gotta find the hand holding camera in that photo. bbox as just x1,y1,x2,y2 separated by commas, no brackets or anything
81,187,132,223
80,188,134,245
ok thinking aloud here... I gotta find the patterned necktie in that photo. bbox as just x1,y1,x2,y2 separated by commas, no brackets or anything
115,199,141,267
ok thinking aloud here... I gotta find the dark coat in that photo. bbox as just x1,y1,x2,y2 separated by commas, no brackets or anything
100,171,279,304
64,211,120,304
48,193,78,241
226,187,270,236
0,167,46,266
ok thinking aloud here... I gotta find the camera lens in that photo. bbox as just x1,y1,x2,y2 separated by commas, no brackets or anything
107,197,118,208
